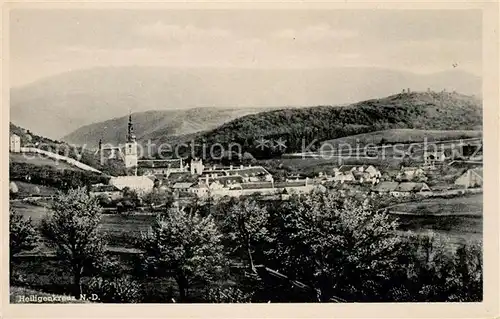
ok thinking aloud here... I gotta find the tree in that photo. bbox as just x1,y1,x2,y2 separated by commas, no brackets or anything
140,208,228,302
400,232,483,302
40,187,106,298
142,190,174,208
266,191,404,301
9,181,19,196
217,198,270,271
9,209,38,259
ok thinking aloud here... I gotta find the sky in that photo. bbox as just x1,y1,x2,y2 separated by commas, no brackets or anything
10,9,482,87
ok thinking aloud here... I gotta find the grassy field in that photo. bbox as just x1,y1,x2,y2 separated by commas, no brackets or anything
388,194,483,246
10,201,51,222
389,193,482,215
9,153,80,170
11,200,155,241
12,181,59,197
321,129,482,147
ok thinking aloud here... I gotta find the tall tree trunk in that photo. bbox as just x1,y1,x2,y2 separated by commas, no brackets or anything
73,269,83,299
177,276,188,302
246,237,255,272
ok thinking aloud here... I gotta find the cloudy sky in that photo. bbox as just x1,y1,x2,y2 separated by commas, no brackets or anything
10,9,482,87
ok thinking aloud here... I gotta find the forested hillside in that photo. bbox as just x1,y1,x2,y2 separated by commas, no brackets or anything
194,91,482,158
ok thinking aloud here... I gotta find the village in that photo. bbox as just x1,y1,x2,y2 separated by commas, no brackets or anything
79,116,484,210
9,113,483,213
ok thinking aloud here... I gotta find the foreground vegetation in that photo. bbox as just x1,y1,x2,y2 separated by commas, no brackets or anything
10,188,482,303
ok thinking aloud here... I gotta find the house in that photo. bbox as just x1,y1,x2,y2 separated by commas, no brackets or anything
352,171,380,185
89,183,122,200
10,134,21,153
397,166,425,181
424,150,447,167
200,175,244,188
172,182,195,191
189,183,209,198
166,172,193,184
365,165,382,178
229,166,274,182
109,176,155,193
391,182,432,197
454,168,483,188
334,165,359,176
138,158,188,176
371,181,399,194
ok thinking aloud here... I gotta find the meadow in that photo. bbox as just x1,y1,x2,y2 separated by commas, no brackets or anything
388,194,483,247
9,153,80,171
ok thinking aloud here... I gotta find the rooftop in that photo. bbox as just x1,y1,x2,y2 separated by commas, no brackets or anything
138,158,183,169
172,182,195,189
371,181,399,192
90,184,121,193
394,182,430,192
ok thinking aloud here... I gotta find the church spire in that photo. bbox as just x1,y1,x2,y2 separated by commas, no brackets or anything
127,111,135,142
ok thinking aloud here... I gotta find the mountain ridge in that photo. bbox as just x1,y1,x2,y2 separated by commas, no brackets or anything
11,66,481,139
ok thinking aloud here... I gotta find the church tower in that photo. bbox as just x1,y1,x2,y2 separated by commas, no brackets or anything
124,113,138,174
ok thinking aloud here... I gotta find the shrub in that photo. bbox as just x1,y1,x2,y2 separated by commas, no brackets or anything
87,276,142,303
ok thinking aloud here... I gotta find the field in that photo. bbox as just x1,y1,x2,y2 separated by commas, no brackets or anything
9,153,80,171
11,201,154,244
12,181,59,197
10,201,51,222
388,194,483,246
321,129,482,147
389,193,482,216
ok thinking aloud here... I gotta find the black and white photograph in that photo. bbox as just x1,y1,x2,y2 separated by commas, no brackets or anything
3,4,497,312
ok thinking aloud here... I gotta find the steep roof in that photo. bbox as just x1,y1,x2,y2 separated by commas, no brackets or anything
394,182,430,192
167,172,192,182
232,166,270,176
138,159,183,169
240,182,274,189
400,166,421,172
338,165,357,173
203,175,244,186
172,182,194,189
372,181,399,192
275,180,307,188
90,184,121,192
109,176,154,191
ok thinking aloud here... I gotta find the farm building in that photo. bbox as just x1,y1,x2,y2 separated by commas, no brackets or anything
454,168,483,188
397,166,425,181
371,181,399,194
90,183,123,200
391,182,432,197
109,176,154,193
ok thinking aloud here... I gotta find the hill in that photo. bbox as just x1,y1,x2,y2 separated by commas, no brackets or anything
10,122,125,176
62,107,266,146
195,91,482,158
321,129,483,147
11,66,481,139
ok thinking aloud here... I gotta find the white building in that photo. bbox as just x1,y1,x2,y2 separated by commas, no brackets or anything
109,176,154,194
10,134,21,153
